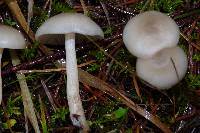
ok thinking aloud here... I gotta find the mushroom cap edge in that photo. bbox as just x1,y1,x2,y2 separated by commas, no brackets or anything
35,13,104,44
0,25,26,49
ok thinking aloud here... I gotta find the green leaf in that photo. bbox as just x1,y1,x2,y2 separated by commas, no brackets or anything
86,63,100,72
104,26,113,35
22,41,40,60
96,52,105,61
126,128,132,133
193,54,200,62
3,119,17,129
52,0,75,14
186,74,200,89
51,107,69,125
6,96,22,117
113,107,128,119
4,18,17,26
39,96,48,133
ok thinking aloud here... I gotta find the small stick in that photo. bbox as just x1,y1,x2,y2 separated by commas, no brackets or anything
2,50,66,76
180,32,200,51
80,0,88,15
78,68,172,133
17,60,95,74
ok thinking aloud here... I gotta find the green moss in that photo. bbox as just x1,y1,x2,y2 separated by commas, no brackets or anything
52,0,75,14
155,0,183,13
2,119,17,130
104,26,113,36
193,54,200,62
51,107,69,126
135,0,183,13
87,97,130,131
90,50,106,62
86,63,100,72
186,74,200,89
31,7,49,32
22,41,40,60
6,96,22,117
3,18,17,26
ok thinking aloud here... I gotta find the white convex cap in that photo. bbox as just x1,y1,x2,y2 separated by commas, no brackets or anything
123,11,180,58
35,13,104,44
0,25,26,49
136,46,188,90
35,13,103,131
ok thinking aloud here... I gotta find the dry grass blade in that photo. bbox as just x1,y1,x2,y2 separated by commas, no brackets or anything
4,0,51,54
180,32,200,51
78,68,172,133
4,0,35,40
40,79,57,112
27,0,34,26
100,1,111,26
80,0,88,15
133,75,142,100
10,50,40,133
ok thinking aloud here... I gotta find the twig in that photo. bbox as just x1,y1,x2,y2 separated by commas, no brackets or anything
17,60,95,74
180,32,200,51
106,2,135,15
86,36,135,74
80,0,88,15
78,68,172,133
133,75,141,100
100,1,111,26
40,79,57,111
2,50,66,76
121,0,140,6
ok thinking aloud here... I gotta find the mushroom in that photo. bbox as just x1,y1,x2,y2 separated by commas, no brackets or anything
0,24,26,104
123,11,180,58
36,13,104,131
136,46,188,89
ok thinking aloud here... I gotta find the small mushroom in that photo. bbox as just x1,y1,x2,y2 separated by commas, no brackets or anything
0,24,26,104
136,46,188,89
36,13,104,131
123,11,180,58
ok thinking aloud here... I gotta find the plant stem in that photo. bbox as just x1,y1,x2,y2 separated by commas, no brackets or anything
65,33,89,132
10,50,40,133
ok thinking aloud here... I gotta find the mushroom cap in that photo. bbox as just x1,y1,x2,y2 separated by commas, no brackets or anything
123,11,180,58
0,25,26,49
136,46,187,90
36,13,104,45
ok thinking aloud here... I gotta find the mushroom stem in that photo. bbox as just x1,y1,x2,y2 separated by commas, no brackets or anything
65,33,89,131
0,48,3,104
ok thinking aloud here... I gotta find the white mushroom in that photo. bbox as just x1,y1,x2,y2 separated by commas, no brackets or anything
123,11,180,58
0,25,26,104
36,13,104,131
136,46,188,89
